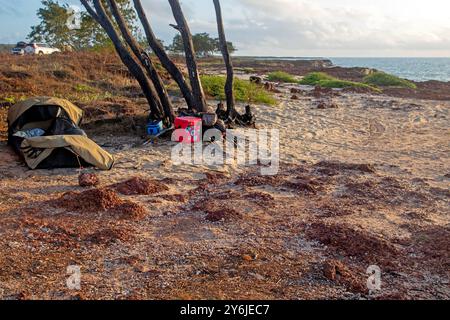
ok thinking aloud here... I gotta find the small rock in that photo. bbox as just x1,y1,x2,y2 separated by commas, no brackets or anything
317,101,339,109
313,86,334,98
249,272,265,280
249,76,262,84
291,95,300,100
78,173,100,187
242,254,253,261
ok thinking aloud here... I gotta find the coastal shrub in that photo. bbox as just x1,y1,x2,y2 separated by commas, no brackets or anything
201,75,277,105
74,83,96,93
267,71,298,83
363,72,417,89
299,72,381,92
298,72,335,85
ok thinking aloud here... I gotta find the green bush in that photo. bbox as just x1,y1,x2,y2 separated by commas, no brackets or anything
201,75,277,105
298,72,335,85
267,71,298,83
364,72,417,89
74,83,96,93
299,72,381,92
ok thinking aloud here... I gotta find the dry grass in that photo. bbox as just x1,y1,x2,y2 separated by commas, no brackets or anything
0,51,171,139
0,51,142,105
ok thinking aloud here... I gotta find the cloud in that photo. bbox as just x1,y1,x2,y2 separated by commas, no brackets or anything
137,0,450,56
224,0,450,56
2,0,448,56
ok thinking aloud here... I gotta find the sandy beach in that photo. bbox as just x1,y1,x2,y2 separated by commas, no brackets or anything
0,53,448,300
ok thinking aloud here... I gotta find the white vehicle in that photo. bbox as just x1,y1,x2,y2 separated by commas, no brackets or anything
24,43,61,55
11,41,28,55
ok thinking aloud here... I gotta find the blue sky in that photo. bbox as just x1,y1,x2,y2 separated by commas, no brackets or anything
1,0,449,57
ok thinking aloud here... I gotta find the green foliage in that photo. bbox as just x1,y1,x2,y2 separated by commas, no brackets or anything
236,67,255,74
74,83,96,93
167,33,237,57
201,75,277,105
4,96,17,104
267,71,298,83
0,96,27,105
298,72,335,85
363,72,417,89
299,72,381,92
28,0,138,50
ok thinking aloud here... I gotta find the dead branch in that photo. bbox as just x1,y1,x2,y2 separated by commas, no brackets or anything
106,0,175,124
168,0,210,113
133,0,196,111
213,0,236,120
81,0,164,121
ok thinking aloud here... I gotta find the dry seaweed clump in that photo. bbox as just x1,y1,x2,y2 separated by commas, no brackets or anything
53,188,147,220
86,228,134,245
322,260,366,293
205,208,243,222
112,177,169,195
315,161,376,174
306,222,399,268
78,173,100,187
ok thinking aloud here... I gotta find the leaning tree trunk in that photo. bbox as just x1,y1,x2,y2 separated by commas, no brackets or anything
106,0,175,125
80,0,165,121
168,0,210,113
133,0,196,111
213,0,236,120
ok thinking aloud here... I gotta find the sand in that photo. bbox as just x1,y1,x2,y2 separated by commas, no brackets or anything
0,81,448,300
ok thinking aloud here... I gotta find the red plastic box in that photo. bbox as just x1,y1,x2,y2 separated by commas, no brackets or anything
173,116,202,143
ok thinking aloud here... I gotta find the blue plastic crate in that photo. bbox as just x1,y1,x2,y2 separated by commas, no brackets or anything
146,120,163,136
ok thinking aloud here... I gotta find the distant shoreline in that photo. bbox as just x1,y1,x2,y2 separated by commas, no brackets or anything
235,56,450,82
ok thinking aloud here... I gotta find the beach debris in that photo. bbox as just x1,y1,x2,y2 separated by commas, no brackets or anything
78,172,100,187
201,112,218,127
317,101,339,109
86,227,133,244
111,177,169,195
242,254,254,261
283,179,320,194
264,82,274,91
205,208,242,222
306,222,399,268
315,161,376,174
53,188,148,219
291,94,300,100
56,188,123,212
323,260,366,293
264,82,280,93
313,85,334,98
249,76,263,84
290,88,302,94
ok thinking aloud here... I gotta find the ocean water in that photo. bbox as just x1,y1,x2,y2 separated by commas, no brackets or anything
330,57,450,82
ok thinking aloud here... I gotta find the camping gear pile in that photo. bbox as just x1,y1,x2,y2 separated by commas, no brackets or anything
174,116,202,144
7,97,114,170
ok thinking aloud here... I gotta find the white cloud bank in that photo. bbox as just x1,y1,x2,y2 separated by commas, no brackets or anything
140,0,450,57
1,0,448,56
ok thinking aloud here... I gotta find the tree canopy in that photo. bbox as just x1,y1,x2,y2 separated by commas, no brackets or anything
28,0,139,50
28,0,237,55
167,32,237,57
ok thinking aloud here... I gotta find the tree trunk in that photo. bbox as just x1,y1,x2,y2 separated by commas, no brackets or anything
133,0,196,111
168,0,210,113
81,0,164,121
213,0,236,119
106,0,175,125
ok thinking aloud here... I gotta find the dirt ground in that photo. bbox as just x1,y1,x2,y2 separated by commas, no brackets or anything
0,53,449,300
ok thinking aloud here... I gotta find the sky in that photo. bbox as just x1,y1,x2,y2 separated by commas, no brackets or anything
0,0,449,57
